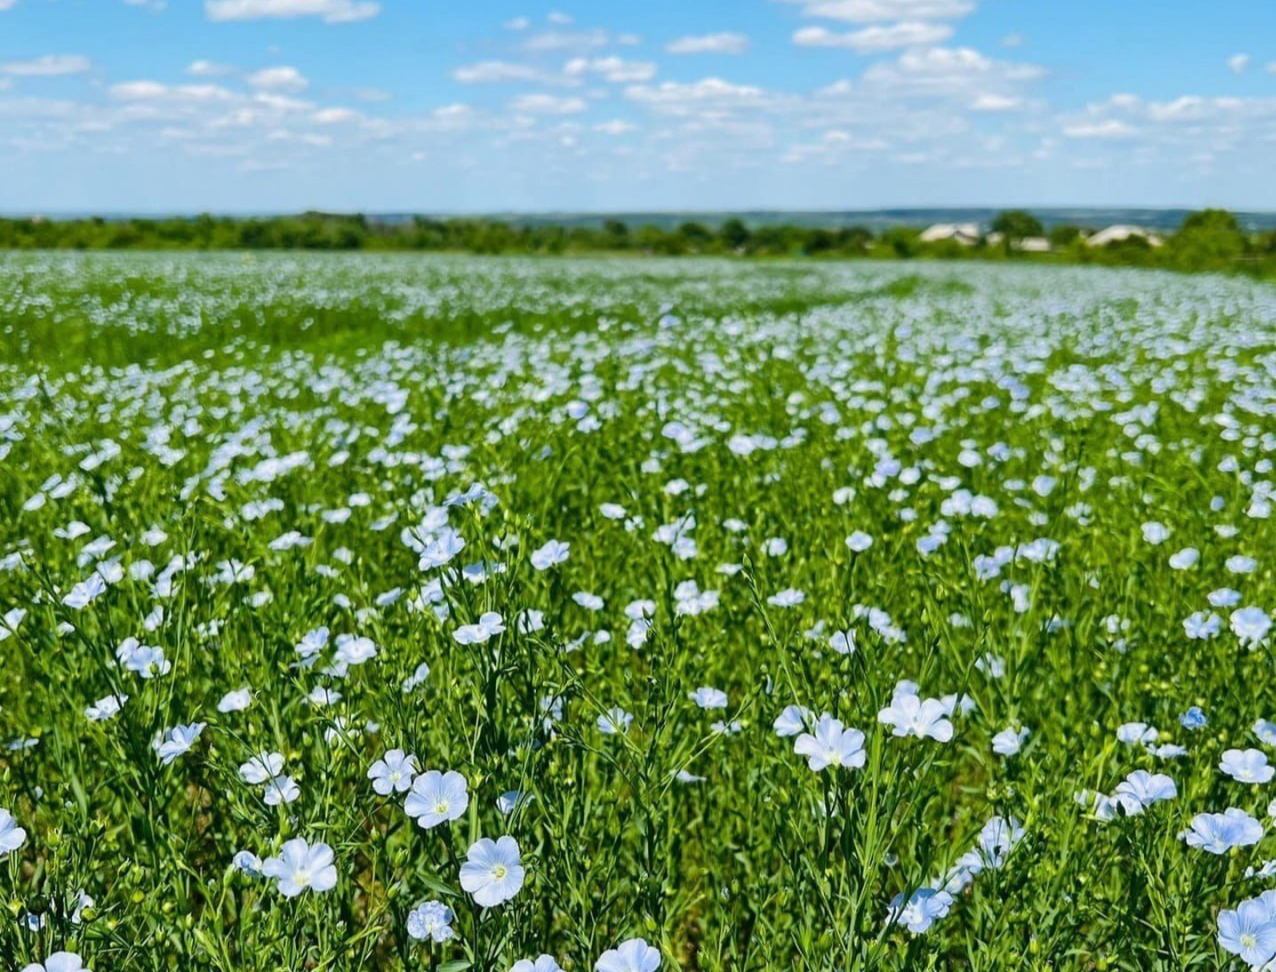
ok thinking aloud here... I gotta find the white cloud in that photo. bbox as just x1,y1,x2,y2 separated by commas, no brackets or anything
509,93,587,115
666,33,750,55
0,0,18,9
1228,54,1250,74
862,46,1044,96
564,57,656,83
1001,33,1024,48
547,10,573,25
793,22,953,52
624,77,775,117
452,61,562,85
970,92,1023,112
110,81,239,102
312,106,360,123
1268,61,1276,76
1062,119,1136,139
594,119,637,134
503,17,530,30
783,0,974,23
0,55,92,77
188,59,234,76
247,66,309,92
111,80,169,100
204,0,380,24
524,28,611,52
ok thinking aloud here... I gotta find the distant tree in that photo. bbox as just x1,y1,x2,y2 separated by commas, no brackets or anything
719,217,751,252
677,221,714,251
879,227,920,259
635,225,682,255
804,228,836,255
991,210,1045,252
602,219,630,248
837,226,874,253
1172,208,1248,270
1049,225,1083,248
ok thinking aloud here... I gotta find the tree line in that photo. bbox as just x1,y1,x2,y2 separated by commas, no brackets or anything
1,209,1274,277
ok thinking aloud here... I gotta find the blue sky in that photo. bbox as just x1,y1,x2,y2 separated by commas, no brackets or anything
2,0,1275,213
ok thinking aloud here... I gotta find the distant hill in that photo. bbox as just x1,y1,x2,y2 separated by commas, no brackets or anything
12,208,1276,233
391,208,1276,233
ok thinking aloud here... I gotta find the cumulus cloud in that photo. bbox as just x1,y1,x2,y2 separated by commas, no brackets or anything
970,92,1024,112
1062,119,1136,139
666,33,750,55
247,66,309,92
204,0,379,23
594,119,637,134
452,61,564,86
311,106,360,124
1227,53,1250,74
0,55,92,76
110,80,238,102
624,77,778,117
524,28,612,52
793,22,953,52
188,59,234,76
782,0,975,23
509,93,587,115
564,57,656,83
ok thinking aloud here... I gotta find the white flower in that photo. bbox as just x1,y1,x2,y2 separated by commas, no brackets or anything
877,693,953,742
261,838,337,897
887,887,953,934
793,715,866,771
232,851,263,877
263,776,300,806
846,531,873,552
407,900,455,942
217,688,253,713
239,752,285,785
689,686,728,710
531,539,570,570
772,704,811,737
0,808,28,857
84,694,128,722
21,953,91,972
404,770,469,828
453,611,506,645
153,723,205,765
991,726,1029,757
511,956,565,972
829,629,856,655
1220,748,1275,784
367,749,419,795
1232,607,1272,645
459,835,525,907
595,938,661,972
598,707,633,735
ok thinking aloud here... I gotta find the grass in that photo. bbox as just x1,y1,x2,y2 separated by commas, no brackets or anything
2,252,1275,971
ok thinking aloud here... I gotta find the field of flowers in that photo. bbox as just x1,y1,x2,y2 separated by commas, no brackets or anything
3,252,1276,972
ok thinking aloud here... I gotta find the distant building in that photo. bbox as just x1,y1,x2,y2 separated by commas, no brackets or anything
1086,225,1164,248
920,222,981,246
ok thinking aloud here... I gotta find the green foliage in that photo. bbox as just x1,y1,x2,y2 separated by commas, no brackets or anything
2,255,1276,972
991,210,1045,241
1,209,1274,279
